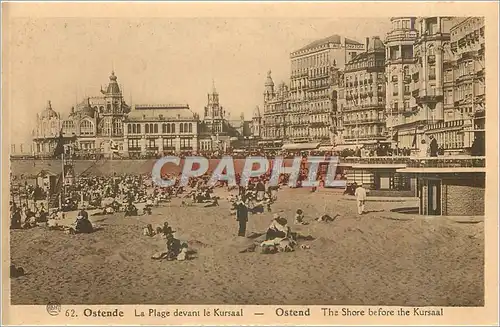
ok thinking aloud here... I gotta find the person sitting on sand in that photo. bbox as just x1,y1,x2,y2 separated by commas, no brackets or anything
124,203,138,216
10,264,25,278
204,197,219,207
266,214,291,241
315,214,336,223
23,213,37,229
10,207,22,229
143,224,155,237
176,243,189,261
77,207,89,220
165,233,182,261
74,209,94,234
162,222,174,238
294,209,308,225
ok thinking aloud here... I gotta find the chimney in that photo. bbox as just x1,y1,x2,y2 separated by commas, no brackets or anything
365,37,370,52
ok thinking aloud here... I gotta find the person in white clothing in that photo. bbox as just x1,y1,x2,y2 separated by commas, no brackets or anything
419,139,429,158
354,183,367,215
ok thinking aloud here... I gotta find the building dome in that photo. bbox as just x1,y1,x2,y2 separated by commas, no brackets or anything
40,100,59,119
368,36,385,52
106,71,121,94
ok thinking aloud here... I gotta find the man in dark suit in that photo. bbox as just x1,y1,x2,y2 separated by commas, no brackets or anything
429,135,439,157
236,196,249,237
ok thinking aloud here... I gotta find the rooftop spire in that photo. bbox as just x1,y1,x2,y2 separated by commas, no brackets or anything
212,79,218,94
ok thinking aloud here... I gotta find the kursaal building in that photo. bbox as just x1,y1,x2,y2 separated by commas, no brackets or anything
31,72,256,158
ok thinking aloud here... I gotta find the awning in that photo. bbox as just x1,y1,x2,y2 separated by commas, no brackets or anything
333,144,355,151
317,146,334,151
282,142,320,151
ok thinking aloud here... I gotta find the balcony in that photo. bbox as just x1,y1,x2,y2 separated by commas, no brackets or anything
340,156,485,168
416,89,443,105
400,107,418,117
385,30,418,43
406,157,485,168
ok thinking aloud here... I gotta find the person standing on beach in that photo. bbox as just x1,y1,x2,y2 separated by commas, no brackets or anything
354,183,367,215
236,196,249,237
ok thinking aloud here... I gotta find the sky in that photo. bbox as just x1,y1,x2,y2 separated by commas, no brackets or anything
6,17,392,143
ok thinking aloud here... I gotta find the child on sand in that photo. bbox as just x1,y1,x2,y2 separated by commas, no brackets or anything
294,209,308,225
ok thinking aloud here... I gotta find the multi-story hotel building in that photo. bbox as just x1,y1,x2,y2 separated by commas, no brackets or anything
288,35,365,144
392,17,453,149
439,17,485,150
341,37,387,146
384,17,419,142
261,71,289,148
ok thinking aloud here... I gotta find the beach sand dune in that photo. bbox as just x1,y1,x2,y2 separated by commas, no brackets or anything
10,189,484,306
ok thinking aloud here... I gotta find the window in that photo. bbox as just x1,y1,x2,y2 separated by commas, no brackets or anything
137,124,141,134
62,121,75,134
113,120,122,135
145,124,149,133
429,65,436,80
171,124,175,133
154,124,158,134
392,83,398,96
128,139,140,150
445,89,453,104
180,123,184,133
162,124,166,133
147,139,156,149
80,120,94,135
163,138,174,149
180,138,192,149
128,124,132,134
404,85,410,94
103,119,112,136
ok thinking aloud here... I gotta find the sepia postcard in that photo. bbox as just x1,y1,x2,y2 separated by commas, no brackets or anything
2,1,499,326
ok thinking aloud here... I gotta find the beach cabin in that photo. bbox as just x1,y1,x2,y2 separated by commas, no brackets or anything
340,157,416,197
397,157,485,216
36,170,59,194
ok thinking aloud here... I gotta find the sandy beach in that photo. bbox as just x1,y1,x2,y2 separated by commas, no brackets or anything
10,188,484,306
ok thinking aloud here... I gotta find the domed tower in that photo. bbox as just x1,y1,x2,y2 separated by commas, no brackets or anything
100,71,125,137
33,100,62,155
